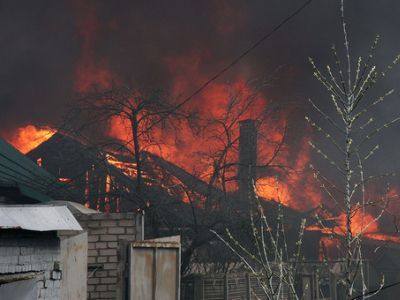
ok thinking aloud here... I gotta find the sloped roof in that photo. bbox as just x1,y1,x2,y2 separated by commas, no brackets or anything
0,205,82,231
143,151,224,199
0,139,59,202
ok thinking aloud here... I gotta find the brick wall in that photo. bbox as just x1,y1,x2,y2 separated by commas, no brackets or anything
0,230,62,300
76,212,143,300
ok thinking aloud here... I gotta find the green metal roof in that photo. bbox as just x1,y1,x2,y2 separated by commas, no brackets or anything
0,139,58,203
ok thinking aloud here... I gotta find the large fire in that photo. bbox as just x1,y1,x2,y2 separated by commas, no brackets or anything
68,1,302,205
4,1,400,257
106,79,273,170
7,50,399,249
7,125,56,154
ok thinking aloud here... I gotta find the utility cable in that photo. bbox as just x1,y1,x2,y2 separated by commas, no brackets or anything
351,280,400,299
0,152,56,186
0,161,50,191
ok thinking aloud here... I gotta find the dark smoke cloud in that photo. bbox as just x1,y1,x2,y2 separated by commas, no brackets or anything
1,0,400,173
0,0,78,137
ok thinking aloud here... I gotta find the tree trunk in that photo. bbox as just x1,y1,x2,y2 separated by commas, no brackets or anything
130,113,143,205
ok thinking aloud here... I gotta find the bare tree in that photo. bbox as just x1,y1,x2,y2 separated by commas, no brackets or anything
212,179,306,300
307,0,400,298
65,84,182,208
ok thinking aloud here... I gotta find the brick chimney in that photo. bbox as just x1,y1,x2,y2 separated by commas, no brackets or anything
238,119,257,198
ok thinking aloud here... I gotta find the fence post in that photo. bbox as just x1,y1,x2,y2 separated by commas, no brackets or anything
246,273,251,300
193,274,203,300
224,274,229,300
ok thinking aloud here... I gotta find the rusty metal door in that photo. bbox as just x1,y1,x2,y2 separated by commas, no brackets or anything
129,236,181,300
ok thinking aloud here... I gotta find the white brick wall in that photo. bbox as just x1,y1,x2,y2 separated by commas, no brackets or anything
77,212,142,300
0,230,62,300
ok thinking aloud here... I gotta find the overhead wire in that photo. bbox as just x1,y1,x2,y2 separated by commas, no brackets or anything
0,171,49,193
0,161,50,191
0,152,55,186
0,168,78,202
0,149,79,201
351,280,400,299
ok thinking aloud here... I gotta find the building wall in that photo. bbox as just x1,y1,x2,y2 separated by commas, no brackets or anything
0,230,62,300
76,212,143,300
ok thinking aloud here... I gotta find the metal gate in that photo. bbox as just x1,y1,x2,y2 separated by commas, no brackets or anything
129,236,181,300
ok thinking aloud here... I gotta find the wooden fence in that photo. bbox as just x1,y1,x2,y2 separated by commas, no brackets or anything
181,273,294,300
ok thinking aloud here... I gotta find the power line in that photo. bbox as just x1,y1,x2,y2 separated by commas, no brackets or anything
0,171,49,193
46,0,314,195
351,280,400,299
0,161,50,191
0,168,78,203
0,147,80,200
0,152,55,186
173,0,313,111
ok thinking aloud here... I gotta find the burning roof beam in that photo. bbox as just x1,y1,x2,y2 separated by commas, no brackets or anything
143,151,224,200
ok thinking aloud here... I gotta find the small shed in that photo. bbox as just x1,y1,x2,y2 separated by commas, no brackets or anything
0,205,86,300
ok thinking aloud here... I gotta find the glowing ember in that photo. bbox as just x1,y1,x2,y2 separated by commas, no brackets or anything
58,177,72,183
105,174,112,212
106,154,137,178
7,125,56,154
84,170,90,208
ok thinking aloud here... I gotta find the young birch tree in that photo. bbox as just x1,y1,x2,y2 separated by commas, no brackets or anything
307,0,400,298
212,179,306,300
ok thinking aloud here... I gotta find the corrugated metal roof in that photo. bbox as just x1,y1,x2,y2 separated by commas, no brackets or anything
0,139,59,202
0,205,82,231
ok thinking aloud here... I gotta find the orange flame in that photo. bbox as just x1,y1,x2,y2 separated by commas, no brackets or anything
7,125,56,154
307,209,400,244
256,134,322,211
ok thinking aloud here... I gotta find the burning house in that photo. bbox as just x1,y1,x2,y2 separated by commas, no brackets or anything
2,112,400,300
2,71,400,298
10,117,400,300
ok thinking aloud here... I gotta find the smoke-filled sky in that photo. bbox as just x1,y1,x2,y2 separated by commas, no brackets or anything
1,0,400,169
